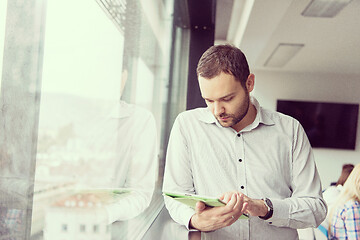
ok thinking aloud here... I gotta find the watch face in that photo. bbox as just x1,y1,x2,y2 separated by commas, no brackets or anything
259,198,273,220
265,198,273,209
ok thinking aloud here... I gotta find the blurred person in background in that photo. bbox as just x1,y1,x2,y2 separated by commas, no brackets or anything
328,163,360,240
324,164,355,206
313,164,355,239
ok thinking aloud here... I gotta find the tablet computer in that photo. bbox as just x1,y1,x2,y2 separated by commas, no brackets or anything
163,191,249,219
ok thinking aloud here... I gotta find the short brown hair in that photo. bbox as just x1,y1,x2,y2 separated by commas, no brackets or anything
196,44,250,87
336,164,355,186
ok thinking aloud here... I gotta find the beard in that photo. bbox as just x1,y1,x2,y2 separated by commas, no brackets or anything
216,92,250,128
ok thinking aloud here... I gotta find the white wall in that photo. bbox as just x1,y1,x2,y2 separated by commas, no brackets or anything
252,70,360,188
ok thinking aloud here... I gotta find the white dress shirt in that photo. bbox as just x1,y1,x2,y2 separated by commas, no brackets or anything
163,97,327,240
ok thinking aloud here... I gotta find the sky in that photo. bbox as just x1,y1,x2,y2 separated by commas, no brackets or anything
41,0,124,100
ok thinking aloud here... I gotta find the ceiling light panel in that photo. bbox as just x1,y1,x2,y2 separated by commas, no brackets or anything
302,0,352,18
264,43,304,68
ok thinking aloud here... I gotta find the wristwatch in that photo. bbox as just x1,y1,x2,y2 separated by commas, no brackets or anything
259,198,273,220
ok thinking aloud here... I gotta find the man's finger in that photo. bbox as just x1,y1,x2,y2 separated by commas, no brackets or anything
223,192,234,204
224,192,237,211
195,201,206,213
233,193,244,211
241,202,249,214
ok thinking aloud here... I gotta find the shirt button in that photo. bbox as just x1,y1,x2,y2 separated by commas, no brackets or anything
240,186,244,189
238,159,242,162
237,133,241,137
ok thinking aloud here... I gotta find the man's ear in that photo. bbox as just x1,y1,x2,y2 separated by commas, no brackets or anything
246,74,255,92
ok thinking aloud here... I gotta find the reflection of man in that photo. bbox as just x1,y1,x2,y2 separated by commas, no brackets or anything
163,44,326,239
106,101,157,222
88,69,158,223
41,70,158,240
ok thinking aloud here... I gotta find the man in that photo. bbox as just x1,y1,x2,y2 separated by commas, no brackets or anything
163,44,327,239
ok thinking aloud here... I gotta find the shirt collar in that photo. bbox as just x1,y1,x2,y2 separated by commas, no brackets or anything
252,97,275,127
198,97,275,128
198,108,217,124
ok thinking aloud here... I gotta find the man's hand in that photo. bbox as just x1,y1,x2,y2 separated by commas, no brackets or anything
189,192,270,232
240,195,269,218
219,192,268,217
220,192,269,217
189,192,248,232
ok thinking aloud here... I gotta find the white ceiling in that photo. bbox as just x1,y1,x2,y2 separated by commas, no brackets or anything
215,0,360,75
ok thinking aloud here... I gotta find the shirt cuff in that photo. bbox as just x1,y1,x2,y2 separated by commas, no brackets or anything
264,198,290,227
183,209,196,230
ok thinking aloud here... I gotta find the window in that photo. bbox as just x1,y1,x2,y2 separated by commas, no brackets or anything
80,224,86,233
0,0,7,93
1,0,177,239
61,224,68,232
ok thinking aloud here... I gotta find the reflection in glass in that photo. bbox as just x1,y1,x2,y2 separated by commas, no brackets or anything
0,0,7,93
1,0,173,238
0,0,46,239
30,0,159,239
26,0,176,237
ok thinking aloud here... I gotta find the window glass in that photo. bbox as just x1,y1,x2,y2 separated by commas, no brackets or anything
80,224,86,232
93,224,99,233
0,1,46,238
61,224,67,232
0,0,175,239
40,0,124,101
135,58,154,110
30,0,174,240
0,0,8,93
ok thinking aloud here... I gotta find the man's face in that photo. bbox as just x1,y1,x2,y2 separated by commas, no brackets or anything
199,72,251,129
